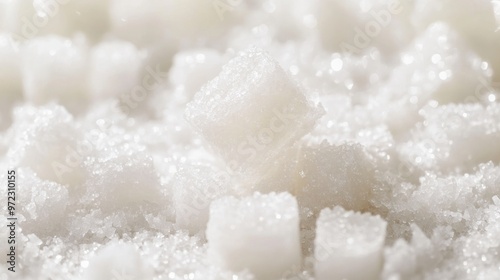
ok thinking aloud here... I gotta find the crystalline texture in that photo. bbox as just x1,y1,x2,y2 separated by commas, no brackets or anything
185,47,323,175
314,206,387,280
173,164,232,234
5,104,84,186
206,192,301,279
296,142,375,213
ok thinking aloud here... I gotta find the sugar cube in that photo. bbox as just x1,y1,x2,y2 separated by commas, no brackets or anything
85,242,153,280
185,47,323,174
296,142,375,213
88,41,144,100
0,34,21,94
21,36,88,109
387,22,491,106
399,103,500,172
314,206,387,280
83,152,163,213
207,192,301,279
6,104,85,186
173,164,232,234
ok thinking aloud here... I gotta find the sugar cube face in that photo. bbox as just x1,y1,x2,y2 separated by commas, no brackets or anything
206,192,301,279
83,153,163,212
186,48,323,174
173,164,232,234
88,41,144,100
0,34,21,94
6,104,86,186
296,142,374,213
22,36,88,107
85,242,153,280
314,206,387,280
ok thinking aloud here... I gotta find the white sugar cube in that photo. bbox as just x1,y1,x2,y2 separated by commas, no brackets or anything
186,47,323,174
207,192,301,279
411,0,500,72
83,152,163,212
6,104,85,186
314,207,387,280
297,142,375,213
388,22,491,105
399,103,500,172
0,34,21,94
21,36,88,108
173,164,232,234
88,41,144,100
85,242,153,280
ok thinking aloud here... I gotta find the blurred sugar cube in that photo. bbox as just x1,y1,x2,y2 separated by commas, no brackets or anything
297,142,375,213
206,192,301,279
5,104,85,186
85,242,152,280
411,0,500,79
315,206,387,280
399,103,500,172
88,41,144,100
21,35,88,110
388,22,492,105
84,153,163,212
0,34,21,94
185,47,323,174
173,164,232,234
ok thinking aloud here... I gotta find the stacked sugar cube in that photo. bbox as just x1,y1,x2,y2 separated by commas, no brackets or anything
182,47,388,279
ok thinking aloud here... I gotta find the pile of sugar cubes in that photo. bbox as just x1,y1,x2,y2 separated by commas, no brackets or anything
1,0,500,279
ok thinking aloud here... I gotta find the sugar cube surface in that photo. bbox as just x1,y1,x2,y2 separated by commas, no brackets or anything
297,142,375,213
185,47,323,174
314,206,387,280
207,192,301,279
